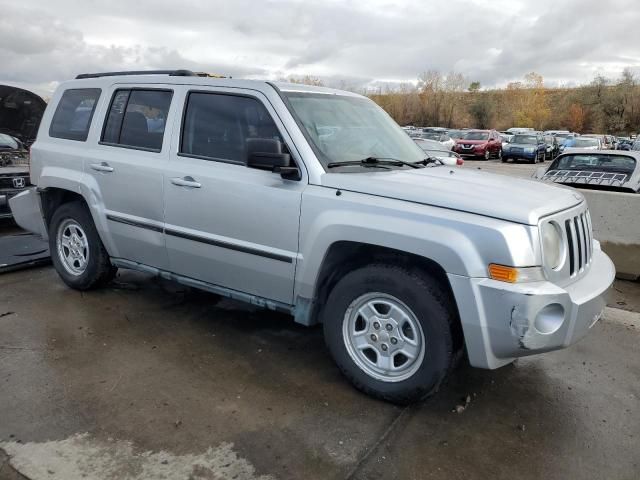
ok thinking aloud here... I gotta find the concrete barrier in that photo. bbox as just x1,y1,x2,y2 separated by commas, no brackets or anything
581,189,640,280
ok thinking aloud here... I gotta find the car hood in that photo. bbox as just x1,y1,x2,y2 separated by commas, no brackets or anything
320,167,583,225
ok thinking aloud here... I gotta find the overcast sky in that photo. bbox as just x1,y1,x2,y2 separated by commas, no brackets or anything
2,0,640,96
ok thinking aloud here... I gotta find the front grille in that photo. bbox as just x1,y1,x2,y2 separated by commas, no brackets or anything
564,210,593,276
0,176,29,189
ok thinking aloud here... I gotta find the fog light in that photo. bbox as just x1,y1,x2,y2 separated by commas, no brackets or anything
534,303,565,334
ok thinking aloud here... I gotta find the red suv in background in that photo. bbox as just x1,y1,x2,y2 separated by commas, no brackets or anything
452,129,502,160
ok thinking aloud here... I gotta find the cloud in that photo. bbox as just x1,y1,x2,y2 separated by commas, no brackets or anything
1,0,639,94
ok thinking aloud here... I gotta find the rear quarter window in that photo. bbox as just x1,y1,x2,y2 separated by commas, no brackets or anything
101,89,173,152
49,88,101,141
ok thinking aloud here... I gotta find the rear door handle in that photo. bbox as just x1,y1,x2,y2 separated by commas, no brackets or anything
170,176,201,188
90,162,114,173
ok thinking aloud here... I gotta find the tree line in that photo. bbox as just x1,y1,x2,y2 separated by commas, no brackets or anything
367,69,640,135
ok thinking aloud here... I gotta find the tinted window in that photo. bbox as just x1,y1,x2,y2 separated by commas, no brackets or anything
180,93,282,163
102,89,172,151
49,88,101,141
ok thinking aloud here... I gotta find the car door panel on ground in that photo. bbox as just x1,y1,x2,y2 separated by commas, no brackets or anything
164,87,304,305
87,85,176,269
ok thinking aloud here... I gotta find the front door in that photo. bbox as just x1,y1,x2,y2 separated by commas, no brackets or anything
163,88,304,304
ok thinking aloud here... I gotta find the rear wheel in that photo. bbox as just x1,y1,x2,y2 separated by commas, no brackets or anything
49,201,116,290
322,264,457,404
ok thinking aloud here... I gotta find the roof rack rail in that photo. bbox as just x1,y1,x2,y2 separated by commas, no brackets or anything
75,69,199,79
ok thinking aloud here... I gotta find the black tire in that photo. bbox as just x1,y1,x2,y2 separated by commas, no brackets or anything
483,149,490,160
497,148,502,161
49,201,116,290
322,264,457,404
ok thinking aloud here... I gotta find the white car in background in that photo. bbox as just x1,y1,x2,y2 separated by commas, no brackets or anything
560,136,602,153
413,138,463,166
417,131,455,150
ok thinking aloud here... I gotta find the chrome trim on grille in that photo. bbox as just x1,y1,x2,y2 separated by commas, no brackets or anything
540,202,593,286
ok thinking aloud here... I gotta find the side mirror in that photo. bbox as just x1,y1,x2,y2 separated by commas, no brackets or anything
246,138,300,180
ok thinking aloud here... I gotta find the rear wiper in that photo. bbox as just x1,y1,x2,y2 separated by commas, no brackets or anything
327,156,423,169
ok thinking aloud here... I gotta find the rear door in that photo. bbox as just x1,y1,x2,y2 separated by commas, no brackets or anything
87,85,175,269
163,87,305,304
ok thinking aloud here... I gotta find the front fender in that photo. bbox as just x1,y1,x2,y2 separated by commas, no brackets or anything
294,186,540,300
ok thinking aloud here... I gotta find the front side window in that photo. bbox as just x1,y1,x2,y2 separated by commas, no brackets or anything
49,88,101,141
180,92,283,164
102,89,172,151
284,92,425,170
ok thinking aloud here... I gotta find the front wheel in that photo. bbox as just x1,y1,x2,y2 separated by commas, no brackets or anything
483,149,491,160
49,201,117,290
322,264,457,404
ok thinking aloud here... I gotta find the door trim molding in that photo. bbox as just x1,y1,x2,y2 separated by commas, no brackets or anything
106,214,164,233
164,227,293,263
106,213,293,264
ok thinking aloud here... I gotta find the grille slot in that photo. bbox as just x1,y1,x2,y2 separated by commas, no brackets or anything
565,210,592,276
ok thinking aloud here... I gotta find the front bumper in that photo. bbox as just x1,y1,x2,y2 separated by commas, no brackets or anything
448,245,615,369
7,187,48,237
503,149,537,160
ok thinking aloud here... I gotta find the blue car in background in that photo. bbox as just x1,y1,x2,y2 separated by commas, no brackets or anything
501,133,547,163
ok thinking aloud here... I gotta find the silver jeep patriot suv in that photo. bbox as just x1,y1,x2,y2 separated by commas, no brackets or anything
10,70,615,404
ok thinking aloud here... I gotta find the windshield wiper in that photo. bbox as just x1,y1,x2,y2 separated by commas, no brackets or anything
413,156,443,166
327,156,423,169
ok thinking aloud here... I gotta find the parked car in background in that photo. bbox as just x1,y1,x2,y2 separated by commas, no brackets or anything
417,131,455,150
582,134,614,150
452,129,502,160
499,132,514,144
413,138,463,166
617,138,633,150
446,129,466,140
0,133,31,219
506,127,534,135
502,133,546,163
542,133,559,160
560,136,601,153
632,139,640,151
553,132,577,148
535,150,640,193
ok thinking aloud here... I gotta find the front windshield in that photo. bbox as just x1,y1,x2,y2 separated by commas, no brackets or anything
0,133,19,149
462,131,489,141
552,154,635,172
573,138,600,148
512,135,537,144
284,92,426,170
448,130,464,139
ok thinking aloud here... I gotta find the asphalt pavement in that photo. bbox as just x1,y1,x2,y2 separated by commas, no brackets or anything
1,264,638,480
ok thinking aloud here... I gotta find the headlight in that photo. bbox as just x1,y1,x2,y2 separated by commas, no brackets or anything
525,147,535,153
541,222,563,270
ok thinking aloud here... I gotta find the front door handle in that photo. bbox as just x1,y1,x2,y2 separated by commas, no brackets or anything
90,162,114,173
170,176,201,188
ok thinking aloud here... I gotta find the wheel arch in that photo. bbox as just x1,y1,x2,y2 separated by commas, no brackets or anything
294,241,464,350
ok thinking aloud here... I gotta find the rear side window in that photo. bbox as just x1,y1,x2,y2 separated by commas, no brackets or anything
180,92,282,163
49,88,101,141
102,89,172,151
